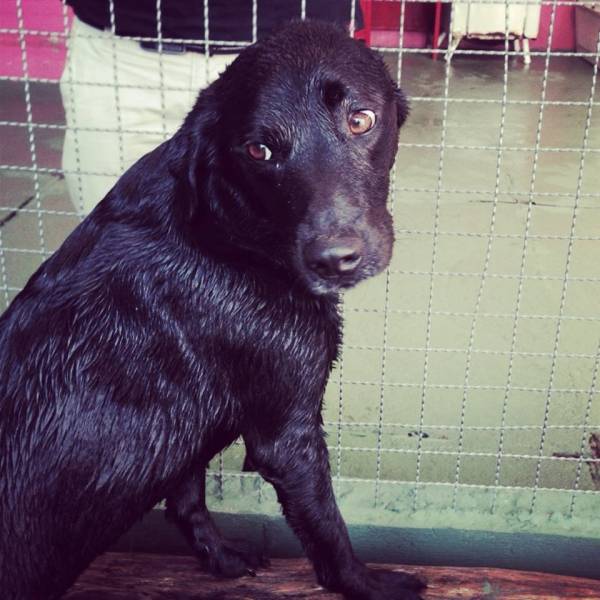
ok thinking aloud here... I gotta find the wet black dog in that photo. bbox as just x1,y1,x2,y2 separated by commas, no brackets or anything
0,21,423,600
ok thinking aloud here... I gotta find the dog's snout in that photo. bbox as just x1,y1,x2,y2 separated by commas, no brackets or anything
304,237,364,280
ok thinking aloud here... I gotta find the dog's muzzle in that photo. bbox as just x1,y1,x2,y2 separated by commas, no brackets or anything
301,235,366,294
303,236,364,280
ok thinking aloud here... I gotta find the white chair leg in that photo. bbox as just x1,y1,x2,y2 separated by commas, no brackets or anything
523,37,531,65
514,37,521,54
446,34,462,62
438,31,447,49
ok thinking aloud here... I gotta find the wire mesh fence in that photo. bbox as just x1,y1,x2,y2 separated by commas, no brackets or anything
1,0,599,527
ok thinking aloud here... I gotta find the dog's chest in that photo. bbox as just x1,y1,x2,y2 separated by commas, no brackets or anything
167,281,340,402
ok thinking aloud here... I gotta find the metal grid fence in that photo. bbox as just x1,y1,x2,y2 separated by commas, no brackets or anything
1,0,599,527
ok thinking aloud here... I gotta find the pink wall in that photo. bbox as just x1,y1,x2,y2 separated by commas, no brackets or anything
535,5,576,50
0,0,576,81
0,0,71,79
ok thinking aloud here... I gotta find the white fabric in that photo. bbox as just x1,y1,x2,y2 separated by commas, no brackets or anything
60,17,236,214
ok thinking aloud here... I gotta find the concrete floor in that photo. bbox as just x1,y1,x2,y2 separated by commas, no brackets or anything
1,52,599,535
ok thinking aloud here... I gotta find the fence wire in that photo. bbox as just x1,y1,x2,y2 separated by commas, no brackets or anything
1,0,599,522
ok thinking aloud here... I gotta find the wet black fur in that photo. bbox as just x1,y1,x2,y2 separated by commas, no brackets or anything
0,21,424,600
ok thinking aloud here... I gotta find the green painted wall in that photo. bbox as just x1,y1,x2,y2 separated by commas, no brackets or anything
115,475,600,580
115,509,600,580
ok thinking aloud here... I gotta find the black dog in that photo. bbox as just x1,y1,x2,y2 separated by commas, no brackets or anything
0,21,423,600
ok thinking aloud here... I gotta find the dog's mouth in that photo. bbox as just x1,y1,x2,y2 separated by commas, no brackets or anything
302,273,362,296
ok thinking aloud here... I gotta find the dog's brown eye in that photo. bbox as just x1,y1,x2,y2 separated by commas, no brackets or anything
246,142,272,161
349,110,376,135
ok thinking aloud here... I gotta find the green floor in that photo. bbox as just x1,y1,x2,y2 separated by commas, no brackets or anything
1,52,599,568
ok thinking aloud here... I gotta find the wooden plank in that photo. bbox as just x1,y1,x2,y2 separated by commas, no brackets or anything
63,552,600,599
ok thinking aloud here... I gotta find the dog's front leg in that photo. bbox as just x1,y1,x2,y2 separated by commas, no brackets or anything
245,424,425,600
166,465,269,578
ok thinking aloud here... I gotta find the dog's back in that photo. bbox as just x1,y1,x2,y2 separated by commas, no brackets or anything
0,155,200,596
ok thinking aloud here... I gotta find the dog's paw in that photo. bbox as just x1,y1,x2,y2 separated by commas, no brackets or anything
340,567,426,600
201,541,270,579
365,567,426,599
369,569,427,598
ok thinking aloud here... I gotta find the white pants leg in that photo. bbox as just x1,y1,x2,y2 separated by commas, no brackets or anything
60,17,236,215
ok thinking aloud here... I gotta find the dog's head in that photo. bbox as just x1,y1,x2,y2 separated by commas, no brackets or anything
188,21,408,296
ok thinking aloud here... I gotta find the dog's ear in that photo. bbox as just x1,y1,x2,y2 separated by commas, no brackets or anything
173,128,205,222
185,133,206,202
176,93,220,220
395,86,409,129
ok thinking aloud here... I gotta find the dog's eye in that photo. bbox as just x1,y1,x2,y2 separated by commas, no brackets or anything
246,142,273,161
349,110,376,135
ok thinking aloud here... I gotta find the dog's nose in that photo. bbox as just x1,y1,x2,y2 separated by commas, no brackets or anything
304,237,364,279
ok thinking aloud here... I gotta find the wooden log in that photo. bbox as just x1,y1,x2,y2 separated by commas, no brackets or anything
63,552,600,599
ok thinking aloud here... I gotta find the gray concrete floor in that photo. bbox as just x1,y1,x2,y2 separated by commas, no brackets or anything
1,53,599,528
